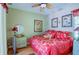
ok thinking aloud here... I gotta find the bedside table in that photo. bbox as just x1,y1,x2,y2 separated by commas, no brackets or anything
7,36,27,48
16,37,27,48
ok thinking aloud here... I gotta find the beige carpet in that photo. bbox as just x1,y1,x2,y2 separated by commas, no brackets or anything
17,46,35,55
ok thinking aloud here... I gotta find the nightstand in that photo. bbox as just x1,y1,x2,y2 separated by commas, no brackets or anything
16,37,27,48
7,36,27,48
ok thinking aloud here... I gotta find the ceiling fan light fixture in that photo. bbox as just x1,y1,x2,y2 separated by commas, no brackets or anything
40,4,46,8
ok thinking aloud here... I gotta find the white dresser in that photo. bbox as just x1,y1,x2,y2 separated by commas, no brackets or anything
16,37,27,48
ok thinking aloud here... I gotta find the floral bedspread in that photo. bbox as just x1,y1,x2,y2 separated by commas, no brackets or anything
28,36,73,55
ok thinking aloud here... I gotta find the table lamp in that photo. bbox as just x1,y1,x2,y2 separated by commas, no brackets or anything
11,24,24,54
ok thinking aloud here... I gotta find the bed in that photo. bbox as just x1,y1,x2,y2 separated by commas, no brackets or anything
28,30,73,55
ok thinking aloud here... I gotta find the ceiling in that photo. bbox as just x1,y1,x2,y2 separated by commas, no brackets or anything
8,3,79,15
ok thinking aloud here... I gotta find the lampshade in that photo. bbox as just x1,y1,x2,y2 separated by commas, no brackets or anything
12,27,18,32
11,24,24,34
40,4,46,8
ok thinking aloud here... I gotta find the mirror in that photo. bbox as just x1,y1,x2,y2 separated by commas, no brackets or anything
15,24,24,34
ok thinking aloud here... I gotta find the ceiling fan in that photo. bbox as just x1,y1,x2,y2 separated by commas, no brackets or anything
32,3,52,12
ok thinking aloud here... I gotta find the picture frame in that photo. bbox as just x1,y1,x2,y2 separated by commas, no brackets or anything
62,14,72,27
34,20,42,32
51,17,58,28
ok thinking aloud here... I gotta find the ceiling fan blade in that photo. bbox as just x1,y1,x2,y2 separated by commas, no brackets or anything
7,3,12,5
46,3,52,9
32,3,40,7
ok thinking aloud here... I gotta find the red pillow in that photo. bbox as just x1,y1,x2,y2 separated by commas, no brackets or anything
60,32,70,40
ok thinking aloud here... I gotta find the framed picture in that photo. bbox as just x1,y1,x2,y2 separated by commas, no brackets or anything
62,14,72,27
51,17,58,28
34,20,42,32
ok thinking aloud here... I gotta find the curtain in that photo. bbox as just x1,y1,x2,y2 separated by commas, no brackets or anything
72,9,79,16
0,3,8,13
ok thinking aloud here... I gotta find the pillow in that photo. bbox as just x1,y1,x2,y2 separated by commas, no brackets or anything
54,31,70,39
43,33,52,39
45,30,56,38
64,32,70,36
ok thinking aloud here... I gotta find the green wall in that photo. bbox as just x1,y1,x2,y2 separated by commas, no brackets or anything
6,8,48,38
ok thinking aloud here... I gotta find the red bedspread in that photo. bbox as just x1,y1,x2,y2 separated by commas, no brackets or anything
28,36,73,55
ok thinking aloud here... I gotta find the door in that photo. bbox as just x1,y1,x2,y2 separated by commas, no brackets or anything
0,4,7,55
